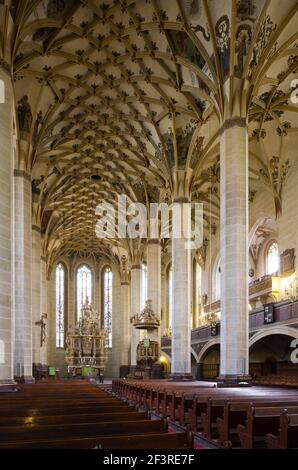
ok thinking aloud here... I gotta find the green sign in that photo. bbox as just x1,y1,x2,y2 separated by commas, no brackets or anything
48,366,56,376
82,367,94,377
143,338,150,348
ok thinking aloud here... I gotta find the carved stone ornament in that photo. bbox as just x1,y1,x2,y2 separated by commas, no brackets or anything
133,299,160,330
280,248,295,276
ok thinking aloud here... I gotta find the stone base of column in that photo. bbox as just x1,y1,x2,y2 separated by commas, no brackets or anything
14,376,36,384
169,373,194,381
143,367,152,379
129,365,137,374
0,379,17,392
217,374,252,388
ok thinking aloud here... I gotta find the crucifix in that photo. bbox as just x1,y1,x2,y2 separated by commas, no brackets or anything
35,313,47,347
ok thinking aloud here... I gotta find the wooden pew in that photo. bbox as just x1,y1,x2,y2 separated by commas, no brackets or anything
0,404,134,418
216,401,251,447
237,405,298,449
0,418,168,443
0,411,148,427
266,412,298,449
0,430,194,449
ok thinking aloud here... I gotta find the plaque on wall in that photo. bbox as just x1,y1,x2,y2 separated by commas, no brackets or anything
280,249,295,276
264,303,275,324
211,324,218,336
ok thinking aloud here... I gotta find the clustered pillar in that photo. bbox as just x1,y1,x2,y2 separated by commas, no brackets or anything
0,73,15,391
147,239,161,344
170,200,192,379
219,118,250,385
130,264,142,368
14,170,34,383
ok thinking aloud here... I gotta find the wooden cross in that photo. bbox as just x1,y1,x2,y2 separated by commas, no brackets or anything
35,313,47,347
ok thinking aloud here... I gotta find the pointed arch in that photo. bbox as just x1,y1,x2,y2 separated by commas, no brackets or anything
76,264,93,322
102,265,113,348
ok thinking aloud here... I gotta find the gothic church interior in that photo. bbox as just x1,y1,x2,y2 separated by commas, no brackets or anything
0,0,298,451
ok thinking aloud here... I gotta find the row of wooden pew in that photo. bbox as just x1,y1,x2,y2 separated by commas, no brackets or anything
253,375,298,388
0,380,193,449
112,379,298,449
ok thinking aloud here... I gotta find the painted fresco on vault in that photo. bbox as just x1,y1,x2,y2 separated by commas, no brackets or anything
215,15,230,78
168,30,206,71
33,0,78,42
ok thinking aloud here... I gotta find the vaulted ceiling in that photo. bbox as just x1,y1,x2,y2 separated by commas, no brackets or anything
0,0,297,267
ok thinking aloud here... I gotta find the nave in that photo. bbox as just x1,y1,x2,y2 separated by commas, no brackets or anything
1,378,298,449
0,380,192,449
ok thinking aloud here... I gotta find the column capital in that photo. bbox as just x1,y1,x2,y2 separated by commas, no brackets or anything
147,238,161,245
32,224,41,233
220,117,247,135
131,263,142,270
172,197,190,204
13,169,31,182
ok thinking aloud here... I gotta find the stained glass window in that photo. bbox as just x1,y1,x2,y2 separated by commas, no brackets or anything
56,263,65,348
76,264,92,321
104,267,113,348
141,263,147,308
267,242,279,275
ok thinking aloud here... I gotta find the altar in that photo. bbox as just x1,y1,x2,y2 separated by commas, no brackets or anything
65,303,108,377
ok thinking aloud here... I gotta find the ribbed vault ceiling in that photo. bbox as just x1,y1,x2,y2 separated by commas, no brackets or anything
0,0,297,267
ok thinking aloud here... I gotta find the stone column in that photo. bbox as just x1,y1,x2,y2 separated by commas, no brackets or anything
147,239,161,342
130,264,142,368
47,273,55,367
32,225,41,365
110,269,121,377
171,201,192,379
161,270,167,336
120,270,130,367
219,118,249,385
14,170,34,383
40,256,48,365
0,73,16,391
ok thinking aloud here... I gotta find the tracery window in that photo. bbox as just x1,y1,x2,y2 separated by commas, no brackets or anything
103,266,113,348
267,242,279,275
76,264,92,321
56,263,65,348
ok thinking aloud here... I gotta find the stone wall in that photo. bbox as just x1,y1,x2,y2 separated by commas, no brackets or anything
0,71,14,388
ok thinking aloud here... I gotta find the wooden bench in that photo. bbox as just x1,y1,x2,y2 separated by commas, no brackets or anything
238,405,298,448
0,411,148,427
0,430,193,449
266,412,298,449
0,418,168,443
214,399,298,447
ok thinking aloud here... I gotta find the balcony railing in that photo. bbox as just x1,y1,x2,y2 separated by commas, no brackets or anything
161,299,298,348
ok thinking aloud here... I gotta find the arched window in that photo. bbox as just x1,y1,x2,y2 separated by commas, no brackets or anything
76,264,92,321
56,263,65,348
141,263,147,308
103,266,113,348
267,242,279,275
